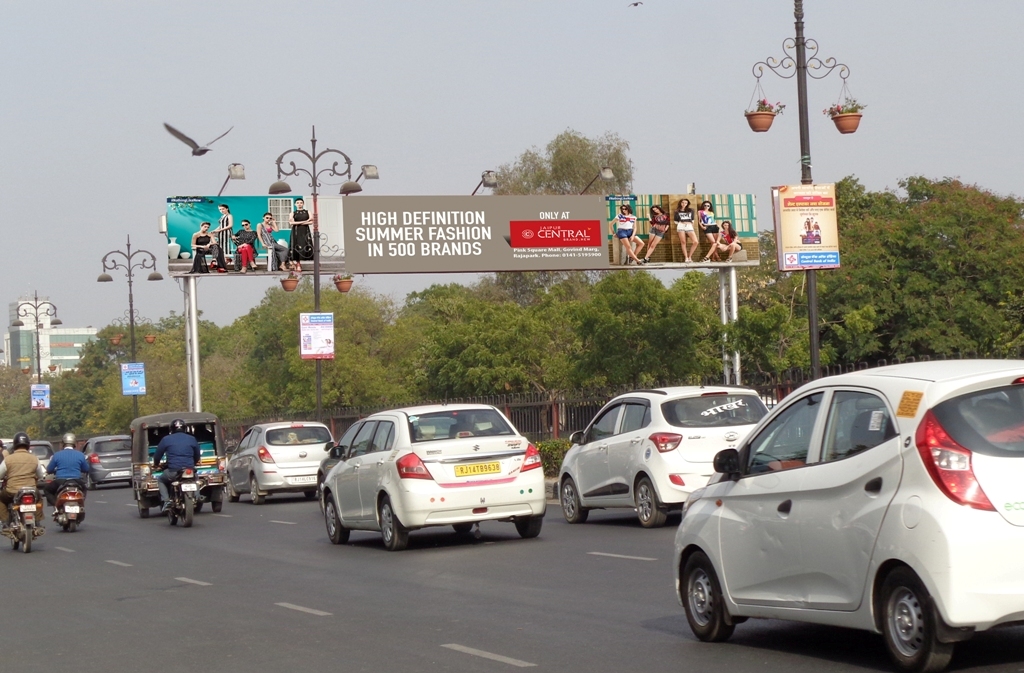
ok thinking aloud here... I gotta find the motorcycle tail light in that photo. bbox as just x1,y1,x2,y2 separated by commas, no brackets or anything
182,468,194,478
20,494,35,505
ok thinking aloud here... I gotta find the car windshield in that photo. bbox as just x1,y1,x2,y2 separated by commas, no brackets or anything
932,384,1024,457
661,394,768,428
95,439,130,453
266,426,332,445
409,409,514,442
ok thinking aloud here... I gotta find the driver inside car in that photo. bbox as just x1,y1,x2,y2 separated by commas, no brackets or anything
152,419,201,512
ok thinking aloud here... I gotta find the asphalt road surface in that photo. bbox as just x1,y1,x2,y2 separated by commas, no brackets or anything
6,486,1023,673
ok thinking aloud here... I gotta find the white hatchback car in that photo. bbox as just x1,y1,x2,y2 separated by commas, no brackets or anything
559,387,768,527
674,361,1024,673
226,422,333,504
321,404,546,551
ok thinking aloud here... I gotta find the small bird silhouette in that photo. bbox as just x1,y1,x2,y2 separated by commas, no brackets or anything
627,1,643,5
163,123,233,156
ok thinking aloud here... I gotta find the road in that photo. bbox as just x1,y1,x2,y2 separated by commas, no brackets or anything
5,486,1023,673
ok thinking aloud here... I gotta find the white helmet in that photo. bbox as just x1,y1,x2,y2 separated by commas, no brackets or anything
62,432,77,448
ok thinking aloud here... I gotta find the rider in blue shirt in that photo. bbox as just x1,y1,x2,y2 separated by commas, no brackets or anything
44,433,90,507
152,419,201,511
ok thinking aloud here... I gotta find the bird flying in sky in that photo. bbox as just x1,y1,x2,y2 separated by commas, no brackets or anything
627,1,643,6
163,123,233,156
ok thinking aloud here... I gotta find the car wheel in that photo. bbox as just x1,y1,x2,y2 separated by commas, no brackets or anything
379,495,408,551
881,567,954,673
211,500,223,513
514,515,543,539
452,523,474,535
304,490,317,500
635,476,668,528
194,501,204,513
560,476,589,524
324,495,350,544
682,551,735,642
86,474,96,490
227,479,240,503
249,476,265,505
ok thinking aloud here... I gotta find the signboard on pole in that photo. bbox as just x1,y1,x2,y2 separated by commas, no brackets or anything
30,384,50,410
300,313,335,360
772,183,840,271
121,363,147,396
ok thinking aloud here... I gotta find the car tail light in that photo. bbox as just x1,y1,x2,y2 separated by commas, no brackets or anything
701,391,728,397
20,493,34,505
649,432,683,453
182,468,194,479
217,457,226,473
257,447,275,464
88,453,101,464
669,474,686,486
1013,377,1024,385
915,409,995,511
521,443,542,472
397,453,433,480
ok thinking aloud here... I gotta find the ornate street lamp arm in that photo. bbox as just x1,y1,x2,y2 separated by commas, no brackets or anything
752,38,849,82
275,147,353,191
16,301,57,321
101,249,158,280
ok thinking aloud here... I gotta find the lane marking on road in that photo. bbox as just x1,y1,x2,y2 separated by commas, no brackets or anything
125,503,137,507
94,501,108,504
270,520,296,525
106,560,132,567
275,602,331,616
441,644,537,668
213,514,232,518
175,577,212,586
55,547,75,553
587,551,657,562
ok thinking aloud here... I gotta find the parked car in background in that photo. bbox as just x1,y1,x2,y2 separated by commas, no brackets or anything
28,441,54,466
227,422,333,504
82,435,132,488
674,360,1024,673
321,404,546,551
559,387,768,527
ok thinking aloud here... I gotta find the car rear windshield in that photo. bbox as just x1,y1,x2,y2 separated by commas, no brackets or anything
95,439,130,453
661,394,769,428
266,426,332,446
409,409,514,442
29,443,53,459
932,384,1024,457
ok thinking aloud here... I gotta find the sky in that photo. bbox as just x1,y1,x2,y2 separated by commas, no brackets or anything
2,0,1022,333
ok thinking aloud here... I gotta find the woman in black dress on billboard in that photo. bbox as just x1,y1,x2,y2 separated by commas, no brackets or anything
288,198,314,272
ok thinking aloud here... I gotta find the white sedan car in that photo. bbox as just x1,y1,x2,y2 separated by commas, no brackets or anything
321,404,546,551
674,360,1024,673
560,387,768,527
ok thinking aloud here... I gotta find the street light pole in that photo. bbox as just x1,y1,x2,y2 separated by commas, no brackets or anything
752,0,849,379
98,234,163,418
12,291,61,436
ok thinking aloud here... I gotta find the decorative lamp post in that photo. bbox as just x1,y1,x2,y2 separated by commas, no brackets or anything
471,170,498,195
750,0,852,380
11,291,62,434
269,126,377,422
98,234,163,417
579,167,615,195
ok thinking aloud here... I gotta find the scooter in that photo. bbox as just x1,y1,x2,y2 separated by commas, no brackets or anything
3,487,45,553
165,467,202,528
52,481,86,532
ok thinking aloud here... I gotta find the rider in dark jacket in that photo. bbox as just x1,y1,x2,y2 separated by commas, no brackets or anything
44,433,90,507
152,419,201,511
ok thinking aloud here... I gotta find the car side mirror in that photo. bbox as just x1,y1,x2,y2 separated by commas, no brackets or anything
713,449,742,480
330,446,344,459
569,431,585,445
323,442,335,453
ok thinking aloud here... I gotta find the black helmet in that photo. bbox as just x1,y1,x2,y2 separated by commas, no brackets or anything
171,419,186,434
12,432,30,449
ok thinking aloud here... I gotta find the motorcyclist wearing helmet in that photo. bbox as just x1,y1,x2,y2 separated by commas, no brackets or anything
44,432,90,508
152,419,201,512
0,433,46,527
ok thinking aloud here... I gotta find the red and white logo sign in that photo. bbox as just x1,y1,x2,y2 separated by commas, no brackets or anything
509,220,602,248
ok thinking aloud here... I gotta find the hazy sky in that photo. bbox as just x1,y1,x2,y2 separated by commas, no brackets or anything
3,1,1021,329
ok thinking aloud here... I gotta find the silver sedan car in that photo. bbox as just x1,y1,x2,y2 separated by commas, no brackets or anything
226,422,333,504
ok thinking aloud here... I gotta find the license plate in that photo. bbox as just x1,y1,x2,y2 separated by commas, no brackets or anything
454,461,501,477
180,483,198,492
17,504,36,511
290,476,316,484
64,505,81,514
108,471,131,478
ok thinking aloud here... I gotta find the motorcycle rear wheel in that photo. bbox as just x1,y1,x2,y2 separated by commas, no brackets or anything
183,497,194,528
22,533,31,553
67,521,78,533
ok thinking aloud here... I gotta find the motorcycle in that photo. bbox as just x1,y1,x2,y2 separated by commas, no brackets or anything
52,481,86,532
165,467,202,528
3,487,45,553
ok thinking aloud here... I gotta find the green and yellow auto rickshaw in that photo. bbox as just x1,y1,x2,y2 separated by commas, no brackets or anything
130,412,228,518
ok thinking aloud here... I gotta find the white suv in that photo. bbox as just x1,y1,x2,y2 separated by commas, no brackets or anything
674,360,1024,673
559,386,768,527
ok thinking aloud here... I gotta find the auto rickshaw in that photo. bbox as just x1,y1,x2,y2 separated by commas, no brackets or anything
130,412,228,519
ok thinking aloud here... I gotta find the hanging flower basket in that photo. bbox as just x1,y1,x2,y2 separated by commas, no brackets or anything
831,113,862,134
48,365,57,372
110,334,124,346
280,271,302,292
144,334,157,344
332,274,354,293
21,368,30,375
824,97,866,135
745,111,776,132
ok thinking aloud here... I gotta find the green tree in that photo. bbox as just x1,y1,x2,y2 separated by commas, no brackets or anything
493,129,634,196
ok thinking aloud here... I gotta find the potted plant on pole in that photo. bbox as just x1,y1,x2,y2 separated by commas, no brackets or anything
745,98,786,132
280,270,302,292
332,274,354,293
824,97,866,134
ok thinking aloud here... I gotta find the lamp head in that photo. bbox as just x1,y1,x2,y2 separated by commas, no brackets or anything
228,163,246,180
97,273,113,283
481,170,498,189
340,181,363,195
51,318,62,326
269,180,292,195
360,165,379,180
147,272,164,281
11,319,24,327
599,167,615,181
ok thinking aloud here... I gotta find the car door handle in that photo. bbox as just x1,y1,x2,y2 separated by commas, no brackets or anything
352,465,360,471
630,437,642,444
376,460,384,466
777,500,792,515
596,444,608,451
864,477,883,494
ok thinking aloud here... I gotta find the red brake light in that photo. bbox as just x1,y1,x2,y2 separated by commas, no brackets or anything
649,432,683,453
182,468,194,478
669,474,686,486
701,392,728,397
20,493,35,505
915,409,995,511
1013,377,1024,385
522,443,542,472
397,453,432,480
88,453,101,464
257,447,275,464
